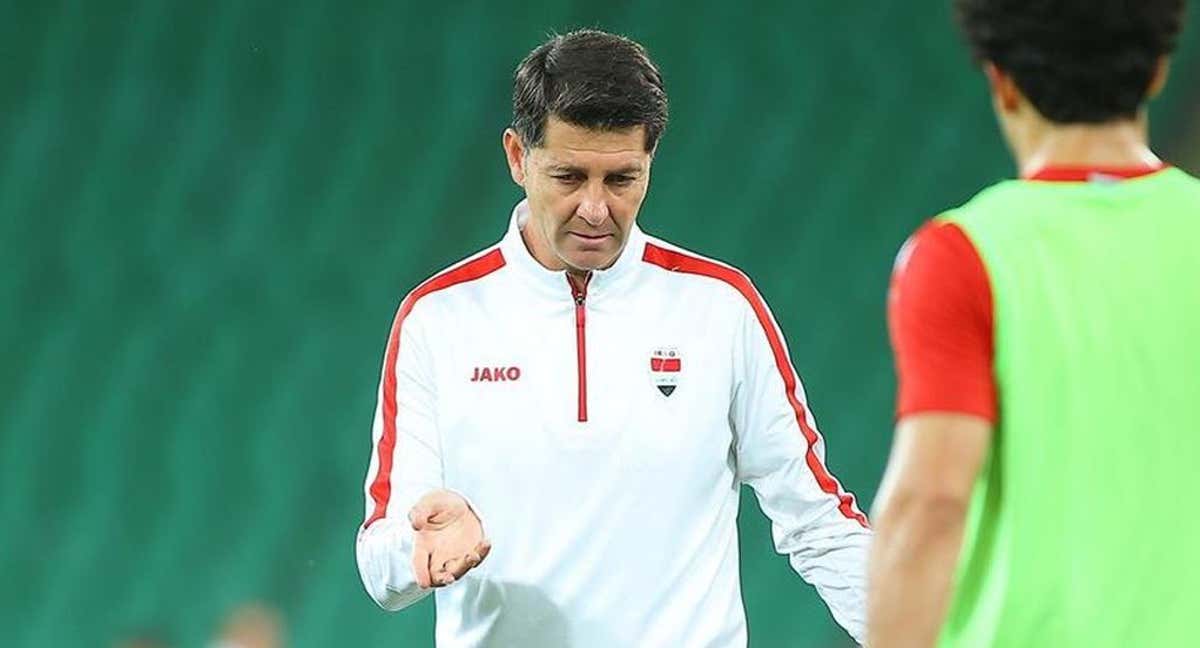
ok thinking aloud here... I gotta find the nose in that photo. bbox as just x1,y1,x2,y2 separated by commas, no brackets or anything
576,186,610,227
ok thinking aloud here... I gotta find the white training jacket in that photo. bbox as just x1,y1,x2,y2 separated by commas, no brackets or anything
356,200,871,647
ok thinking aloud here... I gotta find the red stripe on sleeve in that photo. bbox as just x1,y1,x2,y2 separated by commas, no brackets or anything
363,248,507,530
642,243,869,528
888,221,996,422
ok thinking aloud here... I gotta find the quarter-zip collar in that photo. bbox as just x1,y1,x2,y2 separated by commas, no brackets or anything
500,199,646,302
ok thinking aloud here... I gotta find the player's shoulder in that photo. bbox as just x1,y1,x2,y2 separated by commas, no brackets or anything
895,178,1020,274
937,178,1024,226
396,244,508,321
893,218,982,280
638,232,767,309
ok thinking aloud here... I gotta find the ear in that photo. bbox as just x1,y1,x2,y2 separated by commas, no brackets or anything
984,62,1021,114
502,128,528,186
1147,56,1171,99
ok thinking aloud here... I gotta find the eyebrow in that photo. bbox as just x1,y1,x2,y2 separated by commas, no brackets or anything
546,163,644,175
607,165,644,176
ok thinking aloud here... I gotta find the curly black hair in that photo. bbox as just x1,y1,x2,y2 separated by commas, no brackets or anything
511,30,669,152
954,0,1188,123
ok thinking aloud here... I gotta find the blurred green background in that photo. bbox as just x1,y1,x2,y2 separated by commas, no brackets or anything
2,1,1197,646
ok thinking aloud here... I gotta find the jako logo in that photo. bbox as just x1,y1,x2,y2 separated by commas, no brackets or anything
471,366,521,382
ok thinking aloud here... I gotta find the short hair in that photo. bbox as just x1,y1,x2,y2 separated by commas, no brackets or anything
954,0,1187,123
511,29,669,152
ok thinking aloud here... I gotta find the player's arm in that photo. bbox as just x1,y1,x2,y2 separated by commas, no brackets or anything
867,222,997,647
730,288,871,646
355,303,487,610
868,414,990,647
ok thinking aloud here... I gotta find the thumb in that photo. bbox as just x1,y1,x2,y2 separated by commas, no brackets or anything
409,504,433,531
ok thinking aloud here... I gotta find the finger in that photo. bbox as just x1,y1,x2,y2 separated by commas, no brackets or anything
428,553,449,585
475,539,492,561
434,559,457,586
412,541,433,589
412,504,458,531
426,504,458,527
444,553,479,580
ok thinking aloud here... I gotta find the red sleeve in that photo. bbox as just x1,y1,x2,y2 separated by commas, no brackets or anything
888,220,997,422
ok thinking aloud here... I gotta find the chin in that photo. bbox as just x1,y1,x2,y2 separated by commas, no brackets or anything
565,250,619,272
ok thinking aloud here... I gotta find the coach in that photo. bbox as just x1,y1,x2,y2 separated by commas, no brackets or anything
355,29,870,647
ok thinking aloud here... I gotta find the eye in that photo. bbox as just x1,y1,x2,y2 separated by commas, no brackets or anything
552,173,581,185
607,175,635,187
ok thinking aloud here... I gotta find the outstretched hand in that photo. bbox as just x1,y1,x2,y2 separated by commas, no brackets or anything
409,490,491,588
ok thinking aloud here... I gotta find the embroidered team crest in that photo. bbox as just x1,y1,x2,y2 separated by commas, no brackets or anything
648,347,682,397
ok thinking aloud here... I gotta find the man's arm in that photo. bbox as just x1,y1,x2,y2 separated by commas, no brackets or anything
867,414,990,648
868,221,998,646
730,290,871,645
356,304,487,609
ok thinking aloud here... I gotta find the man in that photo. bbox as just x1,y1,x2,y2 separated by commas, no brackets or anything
868,1,1197,647
356,29,871,647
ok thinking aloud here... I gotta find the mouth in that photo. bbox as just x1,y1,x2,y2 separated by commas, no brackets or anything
567,232,613,243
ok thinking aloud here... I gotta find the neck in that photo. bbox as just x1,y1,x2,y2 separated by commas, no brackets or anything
1011,113,1160,176
566,268,591,282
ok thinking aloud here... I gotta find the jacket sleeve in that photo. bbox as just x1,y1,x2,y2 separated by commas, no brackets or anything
729,292,872,645
355,304,442,611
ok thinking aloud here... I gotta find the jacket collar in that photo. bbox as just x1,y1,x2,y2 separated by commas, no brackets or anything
499,199,647,302
1023,163,1168,182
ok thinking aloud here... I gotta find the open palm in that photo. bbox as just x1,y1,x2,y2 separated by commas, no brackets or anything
409,490,491,588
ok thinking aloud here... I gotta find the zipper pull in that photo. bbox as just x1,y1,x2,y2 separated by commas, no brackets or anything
568,272,590,305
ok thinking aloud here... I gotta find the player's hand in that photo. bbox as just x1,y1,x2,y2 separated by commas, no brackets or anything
409,490,491,589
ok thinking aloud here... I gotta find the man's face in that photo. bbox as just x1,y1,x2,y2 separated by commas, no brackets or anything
504,116,653,272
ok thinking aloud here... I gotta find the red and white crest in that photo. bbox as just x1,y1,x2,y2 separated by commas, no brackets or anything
648,347,682,396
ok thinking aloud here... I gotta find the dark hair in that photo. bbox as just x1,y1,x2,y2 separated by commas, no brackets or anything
511,29,669,152
954,0,1187,123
